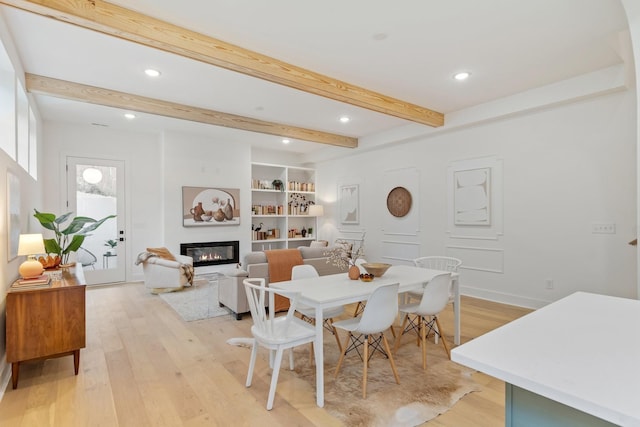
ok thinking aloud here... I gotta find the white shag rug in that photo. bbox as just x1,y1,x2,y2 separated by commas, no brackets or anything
159,278,230,321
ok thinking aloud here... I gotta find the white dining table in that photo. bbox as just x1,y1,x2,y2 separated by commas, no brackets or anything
270,264,460,407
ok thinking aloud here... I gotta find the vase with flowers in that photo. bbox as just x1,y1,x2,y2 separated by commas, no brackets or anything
326,233,366,280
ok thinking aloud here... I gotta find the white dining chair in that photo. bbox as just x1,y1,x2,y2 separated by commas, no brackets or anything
243,278,316,410
333,282,401,398
393,272,452,370
410,256,461,303
292,264,344,357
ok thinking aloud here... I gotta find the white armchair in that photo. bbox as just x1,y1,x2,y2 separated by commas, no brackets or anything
136,251,194,293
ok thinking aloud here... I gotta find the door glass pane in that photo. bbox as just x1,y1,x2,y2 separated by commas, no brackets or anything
75,164,117,270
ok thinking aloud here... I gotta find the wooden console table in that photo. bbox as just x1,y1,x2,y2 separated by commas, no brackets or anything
6,266,86,389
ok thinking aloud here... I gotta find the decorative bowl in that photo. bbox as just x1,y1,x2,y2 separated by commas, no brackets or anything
359,273,374,282
361,262,392,277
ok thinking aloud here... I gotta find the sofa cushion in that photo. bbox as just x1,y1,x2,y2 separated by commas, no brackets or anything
244,251,267,266
146,246,176,261
298,246,333,259
310,240,328,248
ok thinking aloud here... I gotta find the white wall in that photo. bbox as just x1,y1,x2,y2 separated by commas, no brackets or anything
42,125,255,280
42,123,164,281
316,90,637,308
161,131,252,274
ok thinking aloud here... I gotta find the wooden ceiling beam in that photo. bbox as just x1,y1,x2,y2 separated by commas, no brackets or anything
26,74,358,148
2,0,444,127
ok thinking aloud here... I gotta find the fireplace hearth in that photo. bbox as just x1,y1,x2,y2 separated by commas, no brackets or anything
180,241,239,267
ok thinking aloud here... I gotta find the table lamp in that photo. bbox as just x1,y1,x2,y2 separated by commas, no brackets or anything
308,204,324,217
18,233,46,279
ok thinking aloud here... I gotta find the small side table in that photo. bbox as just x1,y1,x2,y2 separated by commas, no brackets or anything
6,266,86,389
103,252,117,268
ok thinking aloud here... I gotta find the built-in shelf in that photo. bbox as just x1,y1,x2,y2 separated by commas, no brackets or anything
251,162,318,250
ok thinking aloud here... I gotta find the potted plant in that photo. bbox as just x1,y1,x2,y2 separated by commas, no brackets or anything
34,209,116,267
104,239,118,255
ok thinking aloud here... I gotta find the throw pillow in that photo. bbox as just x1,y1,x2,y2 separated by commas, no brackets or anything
146,247,176,261
309,240,329,248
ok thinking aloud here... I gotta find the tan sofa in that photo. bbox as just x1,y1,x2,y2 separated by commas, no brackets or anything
218,246,346,320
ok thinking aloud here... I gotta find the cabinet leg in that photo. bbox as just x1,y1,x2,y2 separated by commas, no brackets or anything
73,350,80,375
11,362,19,389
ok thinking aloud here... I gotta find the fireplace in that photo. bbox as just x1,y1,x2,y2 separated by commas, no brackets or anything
180,240,239,267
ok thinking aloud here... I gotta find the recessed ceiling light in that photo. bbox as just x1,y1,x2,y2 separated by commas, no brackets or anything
144,68,161,77
282,139,290,144
339,116,351,123
124,113,136,119
372,33,388,41
453,71,471,81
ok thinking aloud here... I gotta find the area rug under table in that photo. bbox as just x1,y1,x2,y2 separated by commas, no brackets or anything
159,278,230,321
293,335,478,427
229,331,478,426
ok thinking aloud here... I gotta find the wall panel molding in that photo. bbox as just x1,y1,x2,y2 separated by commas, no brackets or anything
447,245,504,273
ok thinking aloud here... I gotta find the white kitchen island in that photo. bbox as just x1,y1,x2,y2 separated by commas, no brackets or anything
451,292,640,426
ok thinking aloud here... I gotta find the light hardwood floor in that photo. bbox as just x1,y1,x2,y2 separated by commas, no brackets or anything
0,282,531,426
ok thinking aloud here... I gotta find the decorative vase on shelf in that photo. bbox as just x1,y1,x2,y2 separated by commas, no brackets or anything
301,227,307,237
348,265,360,280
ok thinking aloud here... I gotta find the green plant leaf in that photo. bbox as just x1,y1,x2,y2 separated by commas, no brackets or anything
64,235,85,254
43,238,61,255
54,211,75,225
34,209,116,260
80,215,116,234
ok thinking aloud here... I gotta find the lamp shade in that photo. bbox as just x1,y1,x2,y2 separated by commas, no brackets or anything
18,233,45,256
308,205,324,217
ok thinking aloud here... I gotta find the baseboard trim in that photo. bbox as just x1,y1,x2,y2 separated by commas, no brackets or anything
461,286,550,310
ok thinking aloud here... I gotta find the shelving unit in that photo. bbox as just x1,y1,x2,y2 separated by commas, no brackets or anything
251,162,318,251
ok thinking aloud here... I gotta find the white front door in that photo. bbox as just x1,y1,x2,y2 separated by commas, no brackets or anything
66,156,126,285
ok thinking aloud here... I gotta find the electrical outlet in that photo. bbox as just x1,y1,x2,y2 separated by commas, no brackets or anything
592,223,616,234
545,279,554,290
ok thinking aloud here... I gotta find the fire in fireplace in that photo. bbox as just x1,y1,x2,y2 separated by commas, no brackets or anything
180,241,239,267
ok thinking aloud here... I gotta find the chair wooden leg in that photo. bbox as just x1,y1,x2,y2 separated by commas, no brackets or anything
326,318,343,354
362,335,369,399
335,332,351,378
382,334,400,385
435,317,451,359
393,314,409,353
353,302,363,317
421,316,428,370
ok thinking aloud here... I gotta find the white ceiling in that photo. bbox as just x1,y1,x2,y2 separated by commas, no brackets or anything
0,0,630,155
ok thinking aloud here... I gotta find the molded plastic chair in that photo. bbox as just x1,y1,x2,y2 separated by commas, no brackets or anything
333,283,400,398
243,278,316,410
393,272,452,370
292,265,344,357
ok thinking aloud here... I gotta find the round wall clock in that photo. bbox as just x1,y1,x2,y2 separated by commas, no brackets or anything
386,186,412,217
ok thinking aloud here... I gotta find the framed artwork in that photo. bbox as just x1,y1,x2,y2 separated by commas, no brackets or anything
7,170,20,260
454,167,491,226
339,184,359,224
182,186,240,227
